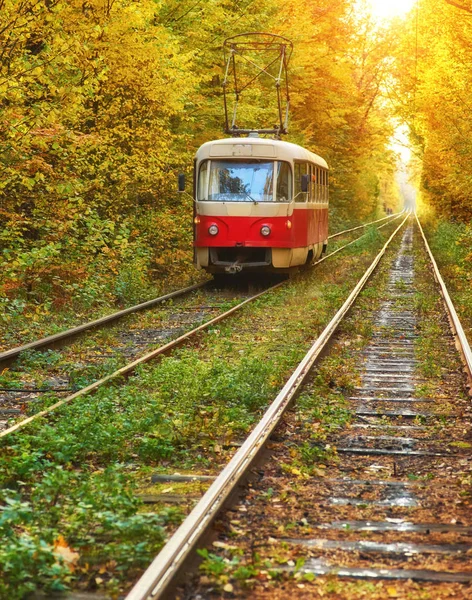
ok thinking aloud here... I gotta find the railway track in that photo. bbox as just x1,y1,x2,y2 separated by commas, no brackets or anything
0,212,402,365
0,213,402,438
126,215,472,600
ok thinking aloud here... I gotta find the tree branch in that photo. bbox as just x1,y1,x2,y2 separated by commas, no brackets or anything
444,0,472,14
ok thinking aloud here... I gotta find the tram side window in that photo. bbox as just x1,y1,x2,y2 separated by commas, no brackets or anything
311,165,318,203
198,161,208,200
322,170,328,202
294,163,301,201
311,166,315,202
294,162,309,202
308,164,313,202
276,161,292,202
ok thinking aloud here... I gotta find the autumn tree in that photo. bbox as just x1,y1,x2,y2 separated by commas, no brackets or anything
0,0,398,311
393,0,472,221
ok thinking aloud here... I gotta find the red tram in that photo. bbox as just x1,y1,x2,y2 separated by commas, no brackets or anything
192,135,329,274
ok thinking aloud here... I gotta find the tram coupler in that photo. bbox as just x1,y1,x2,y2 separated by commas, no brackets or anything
225,262,243,274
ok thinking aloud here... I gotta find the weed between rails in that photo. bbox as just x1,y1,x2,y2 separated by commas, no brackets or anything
0,222,400,598
0,289,242,395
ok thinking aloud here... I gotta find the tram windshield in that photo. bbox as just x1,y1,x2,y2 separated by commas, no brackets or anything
198,160,292,202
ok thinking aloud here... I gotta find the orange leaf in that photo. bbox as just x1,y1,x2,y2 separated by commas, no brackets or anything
54,535,80,570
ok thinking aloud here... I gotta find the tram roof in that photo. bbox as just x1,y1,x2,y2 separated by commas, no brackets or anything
196,137,329,169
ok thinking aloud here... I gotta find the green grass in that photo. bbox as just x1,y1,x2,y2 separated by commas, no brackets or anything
422,216,472,340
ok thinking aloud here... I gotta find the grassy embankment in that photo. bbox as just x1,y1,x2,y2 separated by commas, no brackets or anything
0,213,389,352
421,215,472,341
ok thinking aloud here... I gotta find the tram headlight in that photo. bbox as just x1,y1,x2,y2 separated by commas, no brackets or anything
260,225,271,237
208,224,219,236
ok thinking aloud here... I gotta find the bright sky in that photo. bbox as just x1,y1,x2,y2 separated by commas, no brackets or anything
368,0,416,21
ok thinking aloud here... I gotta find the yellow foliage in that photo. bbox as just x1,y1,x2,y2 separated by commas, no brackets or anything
0,0,398,307
394,0,472,220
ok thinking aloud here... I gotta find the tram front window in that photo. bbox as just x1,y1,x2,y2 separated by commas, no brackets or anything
198,160,291,202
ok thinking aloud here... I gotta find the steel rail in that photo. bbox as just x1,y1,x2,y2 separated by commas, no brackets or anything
0,215,402,367
126,213,410,600
0,215,405,440
314,212,404,267
328,211,404,240
0,282,209,367
416,213,472,391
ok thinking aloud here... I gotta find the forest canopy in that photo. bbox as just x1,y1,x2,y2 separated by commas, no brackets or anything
396,0,472,221
0,0,398,312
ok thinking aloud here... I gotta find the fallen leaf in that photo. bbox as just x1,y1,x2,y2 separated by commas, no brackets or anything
213,541,237,550
54,535,79,570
